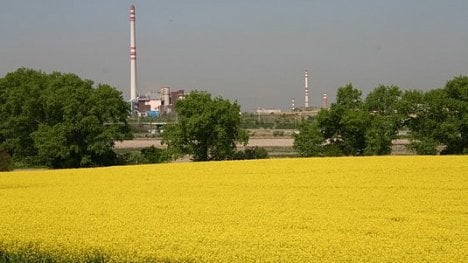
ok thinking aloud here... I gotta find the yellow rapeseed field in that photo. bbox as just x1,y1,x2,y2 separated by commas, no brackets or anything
0,156,467,262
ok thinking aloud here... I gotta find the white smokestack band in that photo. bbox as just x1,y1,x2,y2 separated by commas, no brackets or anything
130,4,137,101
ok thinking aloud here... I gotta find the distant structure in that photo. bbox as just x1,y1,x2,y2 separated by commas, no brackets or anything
129,4,137,102
256,108,282,115
160,87,170,106
285,69,320,116
159,87,171,114
134,87,185,117
127,5,187,117
170,90,185,105
304,70,309,109
322,93,328,108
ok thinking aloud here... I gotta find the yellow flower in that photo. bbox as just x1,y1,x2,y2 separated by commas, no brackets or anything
0,156,466,262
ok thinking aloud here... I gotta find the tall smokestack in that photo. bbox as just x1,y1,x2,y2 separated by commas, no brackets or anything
130,4,137,101
304,70,309,108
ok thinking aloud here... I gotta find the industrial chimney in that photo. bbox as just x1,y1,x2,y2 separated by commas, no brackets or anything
129,4,137,102
304,70,309,109
322,93,328,108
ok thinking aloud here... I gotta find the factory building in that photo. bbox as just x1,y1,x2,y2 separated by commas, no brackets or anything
133,87,185,117
128,5,185,117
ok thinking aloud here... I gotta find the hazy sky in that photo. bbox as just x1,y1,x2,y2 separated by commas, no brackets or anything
1,0,467,111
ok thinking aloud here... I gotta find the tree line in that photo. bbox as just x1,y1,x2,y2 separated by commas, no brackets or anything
0,69,265,170
293,76,467,156
1,68,466,171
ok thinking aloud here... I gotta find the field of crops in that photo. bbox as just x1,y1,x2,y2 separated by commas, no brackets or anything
0,156,466,262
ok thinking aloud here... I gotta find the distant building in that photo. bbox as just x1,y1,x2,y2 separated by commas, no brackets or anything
135,97,161,117
256,108,282,115
134,87,185,116
170,90,185,105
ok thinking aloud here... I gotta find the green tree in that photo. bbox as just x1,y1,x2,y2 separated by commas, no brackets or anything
140,146,169,163
320,83,369,155
400,76,467,154
294,84,404,157
162,91,248,161
294,83,369,156
363,85,402,155
336,83,363,109
0,68,132,168
293,121,326,157
0,145,12,171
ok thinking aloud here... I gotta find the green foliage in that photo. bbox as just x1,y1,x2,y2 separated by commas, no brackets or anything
294,84,402,157
293,122,326,157
364,117,396,155
408,138,439,155
140,146,170,163
233,147,269,160
400,76,468,154
363,85,403,155
294,76,468,157
0,68,132,168
336,83,362,108
0,145,13,171
117,151,146,165
162,91,248,161
116,147,169,165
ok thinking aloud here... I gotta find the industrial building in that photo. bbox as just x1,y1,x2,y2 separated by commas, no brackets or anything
128,5,325,118
128,5,185,117
133,87,185,117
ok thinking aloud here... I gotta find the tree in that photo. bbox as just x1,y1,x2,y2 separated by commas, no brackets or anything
0,145,12,171
336,83,363,109
320,83,369,155
400,76,468,154
0,68,132,168
363,85,402,155
294,84,403,157
162,91,248,161
294,83,369,156
140,146,169,163
293,121,326,157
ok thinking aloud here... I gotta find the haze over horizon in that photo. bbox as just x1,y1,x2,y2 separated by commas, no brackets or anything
1,0,467,111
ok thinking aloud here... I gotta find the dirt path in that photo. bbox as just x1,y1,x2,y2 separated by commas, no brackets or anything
114,138,294,149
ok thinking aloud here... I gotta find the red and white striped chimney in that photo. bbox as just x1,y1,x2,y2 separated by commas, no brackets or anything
304,70,309,108
130,4,137,101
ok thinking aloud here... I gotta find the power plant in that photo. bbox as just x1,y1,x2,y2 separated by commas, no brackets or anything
128,5,326,117
129,5,185,117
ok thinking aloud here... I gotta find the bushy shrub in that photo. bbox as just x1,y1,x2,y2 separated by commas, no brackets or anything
233,147,268,160
140,146,170,164
409,139,438,155
116,147,170,166
117,151,146,165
